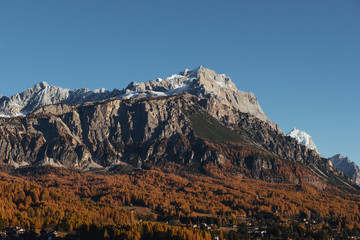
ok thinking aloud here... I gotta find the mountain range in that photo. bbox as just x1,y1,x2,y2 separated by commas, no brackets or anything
0,67,356,190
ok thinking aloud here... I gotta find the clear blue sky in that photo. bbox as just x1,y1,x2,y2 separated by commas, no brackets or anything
0,0,359,163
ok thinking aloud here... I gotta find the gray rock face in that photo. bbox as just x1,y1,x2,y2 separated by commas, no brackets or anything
329,154,360,185
0,67,278,130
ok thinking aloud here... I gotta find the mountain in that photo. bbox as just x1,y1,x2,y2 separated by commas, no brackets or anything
0,67,353,191
287,127,319,153
329,154,360,185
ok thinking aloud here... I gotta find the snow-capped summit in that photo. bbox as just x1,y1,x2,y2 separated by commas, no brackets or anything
0,67,277,129
329,154,360,186
287,127,319,153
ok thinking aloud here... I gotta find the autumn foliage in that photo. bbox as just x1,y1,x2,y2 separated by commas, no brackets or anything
0,164,358,235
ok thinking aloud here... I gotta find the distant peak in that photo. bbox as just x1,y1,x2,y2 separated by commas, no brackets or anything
287,127,319,153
